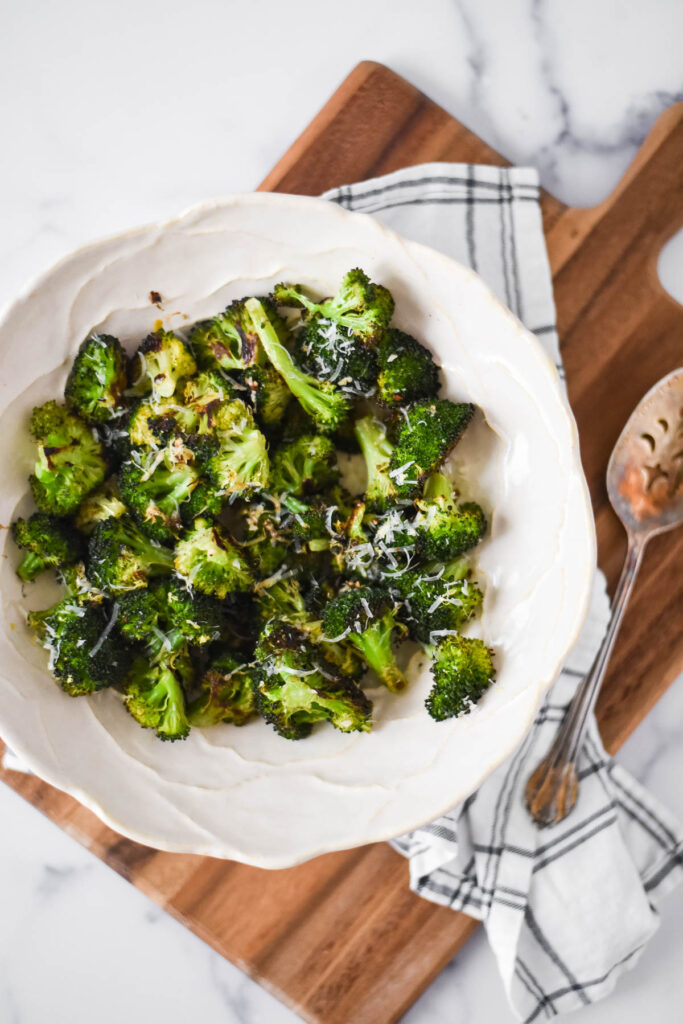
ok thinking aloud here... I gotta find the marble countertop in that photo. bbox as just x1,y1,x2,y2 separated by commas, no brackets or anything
0,1,681,1021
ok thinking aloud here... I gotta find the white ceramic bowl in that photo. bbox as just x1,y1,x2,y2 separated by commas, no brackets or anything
0,194,595,867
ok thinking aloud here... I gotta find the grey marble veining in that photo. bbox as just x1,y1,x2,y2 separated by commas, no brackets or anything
0,1,681,1021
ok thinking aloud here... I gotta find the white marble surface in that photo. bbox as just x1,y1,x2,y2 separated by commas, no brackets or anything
0,1,682,1021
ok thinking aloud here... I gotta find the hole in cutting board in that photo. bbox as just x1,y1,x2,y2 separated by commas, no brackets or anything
657,227,683,306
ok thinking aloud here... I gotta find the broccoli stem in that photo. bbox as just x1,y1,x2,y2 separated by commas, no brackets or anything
244,298,347,429
349,613,406,693
423,471,452,502
354,416,395,505
17,551,47,582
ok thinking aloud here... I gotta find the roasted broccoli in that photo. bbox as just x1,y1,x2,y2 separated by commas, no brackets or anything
12,512,82,581
354,415,397,509
117,577,224,651
187,652,257,727
253,621,372,739
189,298,267,372
129,329,196,399
88,514,175,592
75,477,127,534
119,447,199,542
123,648,192,741
203,399,270,499
270,435,338,496
243,298,350,433
29,401,108,516
292,316,378,397
64,333,128,424
376,329,440,406
389,399,475,498
322,584,407,692
413,473,487,561
28,597,130,696
182,370,234,433
242,498,292,578
174,518,253,598
242,364,291,430
392,567,483,644
425,635,495,720
274,268,394,343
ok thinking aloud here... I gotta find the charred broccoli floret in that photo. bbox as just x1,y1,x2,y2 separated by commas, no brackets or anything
64,333,128,424
182,370,234,433
354,415,397,510
204,399,270,499
389,399,475,498
28,597,130,696
187,652,257,727
117,578,224,651
88,514,175,592
322,584,407,692
188,297,270,372
126,396,197,450
274,268,394,343
75,477,127,535
392,566,483,644
174,518,253,598
129,330,196,399
270,435,338,496
119,446,199,542
413,473,487,561
292,316,378,397
123,648,192,741
243,298,350,434
242,498,292,578
12,512,83,582
253,621,372,739
376,329,441,406
425,635,495,720
29,401,108,516
242,364,291,431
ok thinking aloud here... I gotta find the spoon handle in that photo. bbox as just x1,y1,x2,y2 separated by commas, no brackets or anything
525,535,646,826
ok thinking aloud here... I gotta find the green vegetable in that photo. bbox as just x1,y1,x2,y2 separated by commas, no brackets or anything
29,401,108,516
376,329,440,406
64,334,128,424
274,268,394,343
413,473,487,562
124,648,192,741
425,635,495,720
187,652,256,727
12,512,82,581
88,514,175,592
174,518,253,598
322,584,407,692
129,329,196,399
270,435,338,496
389,399,475,498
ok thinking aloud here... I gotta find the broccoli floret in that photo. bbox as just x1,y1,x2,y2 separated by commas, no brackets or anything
354,415,397,510
182,370,234,433
274,269,394,343
392,568,483,644
187,652,257,727
243,364,291,431
117,578,224,650
123,648,192,741
322,584,407,692
256,576,308,625
88,514,175,592
64,334,128,424
12,513,83,582
253,621,372,739
413,473,487,561
270,435,338,496
75,477,127,535
376,329,441,406
283,494,350,554
28,597,130,696
129,330,196,399
243,298,350,434
119,448,199,542
29,401,108,516
126,396,198,450
174,518,253,599
298,617,365,682
389,400,475,498
189,298,269,372
425,635,495,720
292,316,378,397
242,498,292,578
204,399,270,498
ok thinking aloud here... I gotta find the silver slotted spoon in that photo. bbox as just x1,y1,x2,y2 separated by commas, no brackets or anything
526,367,683,827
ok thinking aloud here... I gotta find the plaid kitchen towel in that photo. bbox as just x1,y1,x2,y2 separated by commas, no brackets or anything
323,166,683,1021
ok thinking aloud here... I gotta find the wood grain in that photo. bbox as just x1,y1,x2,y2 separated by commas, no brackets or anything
1,61,681,1024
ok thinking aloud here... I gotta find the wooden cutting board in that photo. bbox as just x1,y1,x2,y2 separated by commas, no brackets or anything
1,62,682,1024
